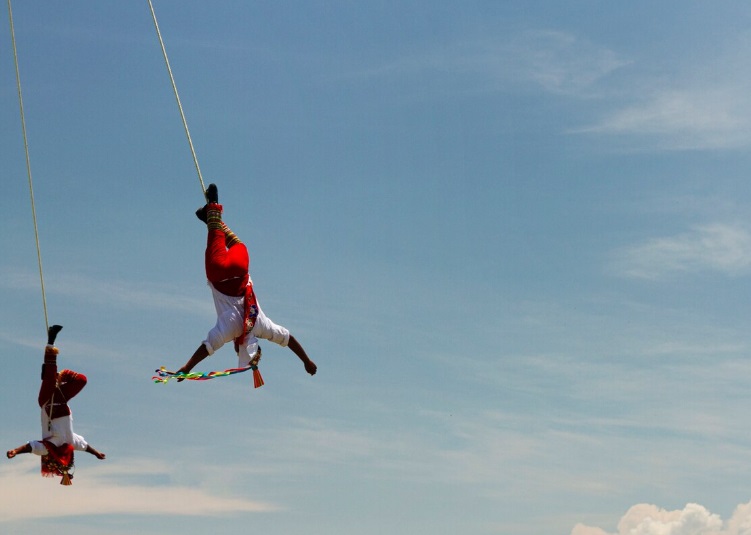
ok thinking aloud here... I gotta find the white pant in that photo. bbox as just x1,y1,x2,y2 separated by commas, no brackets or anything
203,283,290,366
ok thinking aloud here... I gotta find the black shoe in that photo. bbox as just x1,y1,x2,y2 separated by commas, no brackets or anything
47,325,63,345
207,184,218,204
195,205,208,223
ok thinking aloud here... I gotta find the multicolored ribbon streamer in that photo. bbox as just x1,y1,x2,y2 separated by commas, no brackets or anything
153,365,264,388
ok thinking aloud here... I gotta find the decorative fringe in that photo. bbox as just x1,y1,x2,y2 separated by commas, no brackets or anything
252,366,264,389
41,443,74,485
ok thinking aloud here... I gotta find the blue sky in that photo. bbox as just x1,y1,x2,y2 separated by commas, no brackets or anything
3,2,751,534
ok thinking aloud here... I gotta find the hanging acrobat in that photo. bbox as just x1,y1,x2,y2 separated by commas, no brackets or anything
5,1,105,485
160,184,317,384
6,326,106,485
146,4,316,384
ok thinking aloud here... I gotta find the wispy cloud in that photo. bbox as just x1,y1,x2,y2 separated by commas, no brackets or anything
232,413,552,489
572,501,751,535
573,29,751,151
344,27,751,151
503,30,630,96
612,223,751,279
0,330,128,363
0,269,210,315
575,87,751,150
342,30,628,97
0,457,279,522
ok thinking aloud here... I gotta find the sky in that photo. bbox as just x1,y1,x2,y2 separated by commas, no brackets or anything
2,1,751,534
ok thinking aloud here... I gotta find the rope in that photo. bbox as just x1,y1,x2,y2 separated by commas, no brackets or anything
147,0,207,199
7,0,49,333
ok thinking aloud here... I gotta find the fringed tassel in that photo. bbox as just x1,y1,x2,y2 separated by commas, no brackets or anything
252,366,264,388
60,472,72,486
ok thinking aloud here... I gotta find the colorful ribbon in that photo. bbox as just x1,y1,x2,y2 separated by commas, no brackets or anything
153,365,264,388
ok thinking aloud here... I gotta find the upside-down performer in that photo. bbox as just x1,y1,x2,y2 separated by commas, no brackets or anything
175,183,317,379
6,325,105,485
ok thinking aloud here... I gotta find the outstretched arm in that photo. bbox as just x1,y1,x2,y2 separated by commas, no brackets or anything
288,335,317,376
85,444,106,460
6,442,31,459
176,343,210,377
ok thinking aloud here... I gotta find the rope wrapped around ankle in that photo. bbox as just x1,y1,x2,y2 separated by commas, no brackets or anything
206,203,223,231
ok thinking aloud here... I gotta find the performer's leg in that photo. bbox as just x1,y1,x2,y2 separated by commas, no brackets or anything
204,204,249,285
39,344,59,404
221,221,242,249
198,185,248,286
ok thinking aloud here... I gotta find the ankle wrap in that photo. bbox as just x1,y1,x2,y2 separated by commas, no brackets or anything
222,223,242,247
206,203,223,231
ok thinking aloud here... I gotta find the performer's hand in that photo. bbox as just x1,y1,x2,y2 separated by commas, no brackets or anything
304,359,317,376
86,445,106,460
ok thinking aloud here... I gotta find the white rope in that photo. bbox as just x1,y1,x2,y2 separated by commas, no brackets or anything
7,0,49,333
147,0,207,199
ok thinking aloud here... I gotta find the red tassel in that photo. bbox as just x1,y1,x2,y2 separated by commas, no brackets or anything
252,367,264,388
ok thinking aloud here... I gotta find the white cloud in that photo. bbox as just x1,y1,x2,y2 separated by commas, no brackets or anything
573,501,751,535
0,457,278,522
344,30,628,97
576,87,751,151
0,269,210,315
504,30,630,96
572,28,751,151
613,223,751,279
572,525,610,535
349,28,751,150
